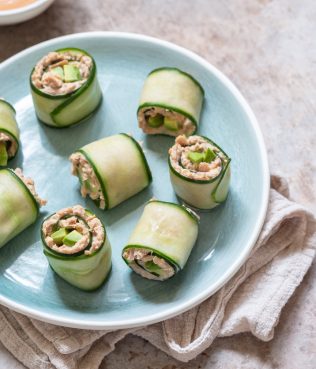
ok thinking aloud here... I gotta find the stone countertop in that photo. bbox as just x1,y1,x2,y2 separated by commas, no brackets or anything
0,0,315,368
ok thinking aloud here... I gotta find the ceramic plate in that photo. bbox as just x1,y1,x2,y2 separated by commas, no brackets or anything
0,32,269,329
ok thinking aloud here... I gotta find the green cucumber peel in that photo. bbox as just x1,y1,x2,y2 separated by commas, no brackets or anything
147,199,200,225
211,159,231,203
3,168,39,214
147,67,205,95
0,99,16,114
119,133,153,184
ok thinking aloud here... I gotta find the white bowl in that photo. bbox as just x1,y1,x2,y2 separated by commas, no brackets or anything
0,0,55,25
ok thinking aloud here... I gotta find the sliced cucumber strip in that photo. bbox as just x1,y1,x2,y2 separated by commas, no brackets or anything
138,67,204,137
70,133,152,210
0,169,40,248
0,99,20,164
122,200,199,281
168,135,231,210
30,48,102,128
41,206,112,291
212,160,231,203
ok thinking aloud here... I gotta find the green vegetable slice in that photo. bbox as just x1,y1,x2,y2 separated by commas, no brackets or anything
41,206,112,291
138,67,204,137
122,200,199,281
0,169,41,249
71,134,152,210
168,135,231,210
0,99,20,164
30,47,102,128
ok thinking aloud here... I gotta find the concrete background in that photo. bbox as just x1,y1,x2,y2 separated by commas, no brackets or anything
0,0,315,368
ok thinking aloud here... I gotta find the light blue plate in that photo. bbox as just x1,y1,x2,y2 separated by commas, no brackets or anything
0,32,269,329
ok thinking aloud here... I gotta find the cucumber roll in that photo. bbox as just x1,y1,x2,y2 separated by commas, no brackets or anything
122,200,199,281
70,133,152,210
0,99,19,166
41,205,112,291
0,168,46,249
30,48,102,128
168,135,231,210
137,67,204,136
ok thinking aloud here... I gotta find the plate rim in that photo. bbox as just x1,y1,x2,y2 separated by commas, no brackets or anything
0,31,270,329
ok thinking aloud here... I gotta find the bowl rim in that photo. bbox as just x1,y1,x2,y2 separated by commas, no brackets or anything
0,31,270,329
0,0,53,16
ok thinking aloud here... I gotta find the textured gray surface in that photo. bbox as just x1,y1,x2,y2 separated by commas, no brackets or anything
0,0,315,368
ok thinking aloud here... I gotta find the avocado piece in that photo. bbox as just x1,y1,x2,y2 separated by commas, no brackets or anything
51,228,69,245
188,151,205,164
63,230,83,246
148,115,164,128
63,65,81,82
145,261,162,273
51,66,64,80
0,142,8,166
164,117,179,131
204,148,216,163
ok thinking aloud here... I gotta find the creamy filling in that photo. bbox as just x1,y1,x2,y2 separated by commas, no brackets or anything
31,51,93,96
123,248,175,281
169,135,226,181
42,205,104,256
14,168,47,207
69,152,106,209
0,132,18,157
138,107,196,136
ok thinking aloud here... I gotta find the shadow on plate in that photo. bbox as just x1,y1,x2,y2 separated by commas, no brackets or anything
100,185,154,227
37,104,107,157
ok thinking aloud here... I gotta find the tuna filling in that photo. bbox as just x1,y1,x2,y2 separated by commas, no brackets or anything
0,132,18,165
31,51,93,96
69,152,106,209
14,168,47,207
42,205,104,256
123,248,176,281
138,107,196,136
169,135,227,181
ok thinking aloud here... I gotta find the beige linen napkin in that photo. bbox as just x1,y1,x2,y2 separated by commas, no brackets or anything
0,175,315,369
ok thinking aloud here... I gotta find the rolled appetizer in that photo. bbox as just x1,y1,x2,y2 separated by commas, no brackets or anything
70,133,152,210
122,200,199,281
137,67,204,136
41,205,112,291
0,168,46,249
169,135,231,210
0,99,19,166
30,48,102,128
